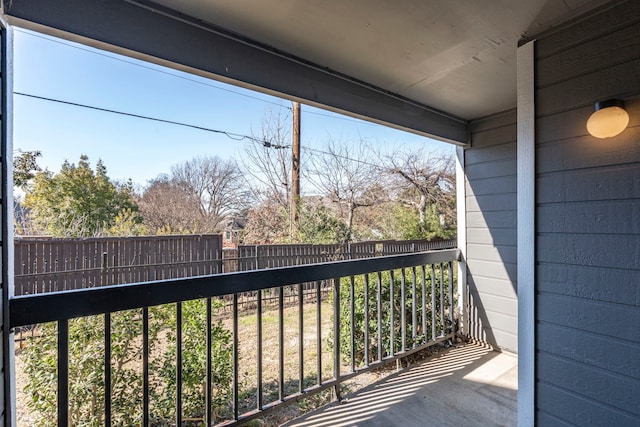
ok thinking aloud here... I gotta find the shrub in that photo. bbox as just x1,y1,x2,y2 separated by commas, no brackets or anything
334,266,454,366
23,299,232,426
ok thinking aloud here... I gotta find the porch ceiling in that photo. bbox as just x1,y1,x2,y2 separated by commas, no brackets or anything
150,0,606,120
2,0,610,143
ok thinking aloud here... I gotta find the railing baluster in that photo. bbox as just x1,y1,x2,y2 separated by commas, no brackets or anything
421,265,427,345
176,302,183,426
448,261,454,334
58,319,69,427
376,271,382,361
104,313,111,427
364,273,370,367
206,298,212,426
411,266,417,348
431,264,437,341
142,308,149,427
333,277,341,401
349,275,355,372
257,289,263,409
389,270,395,356
316,281,322,385
401,268,406,352
440,263,445,336
298,283,304,393
233,293,239,419
278,287,284,401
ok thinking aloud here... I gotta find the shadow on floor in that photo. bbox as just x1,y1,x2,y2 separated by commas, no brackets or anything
283,342,517,427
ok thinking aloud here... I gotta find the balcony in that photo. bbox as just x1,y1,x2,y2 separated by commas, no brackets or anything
285,342,517,427
8,247,519,426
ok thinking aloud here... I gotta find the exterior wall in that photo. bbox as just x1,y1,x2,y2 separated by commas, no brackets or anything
534,1,640,424
464,109,518,352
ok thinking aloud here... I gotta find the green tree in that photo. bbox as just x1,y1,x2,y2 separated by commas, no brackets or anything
23,155,140,237
393,204,455,240
298,203,348,244
13,149,42,190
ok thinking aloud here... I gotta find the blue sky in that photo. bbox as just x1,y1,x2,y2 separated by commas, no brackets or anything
13,28,451,188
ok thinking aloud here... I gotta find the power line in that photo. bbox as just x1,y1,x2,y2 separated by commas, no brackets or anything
15,91,289,148
16,91,383,166
302,146,386,170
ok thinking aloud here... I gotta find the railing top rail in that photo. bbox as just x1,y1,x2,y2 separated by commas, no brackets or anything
9,249,459,328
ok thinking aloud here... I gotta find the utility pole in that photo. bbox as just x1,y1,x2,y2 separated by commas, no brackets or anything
291,101,301,241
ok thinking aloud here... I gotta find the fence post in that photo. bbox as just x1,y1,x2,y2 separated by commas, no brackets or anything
255,245,260,270
101,252,108,287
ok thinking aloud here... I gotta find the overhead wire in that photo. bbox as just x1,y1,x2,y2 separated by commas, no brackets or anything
16,92,388,166
302,146,386,171
15,91,409,171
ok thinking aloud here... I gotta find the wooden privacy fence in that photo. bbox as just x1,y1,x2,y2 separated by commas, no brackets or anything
222,238,456,272
14,235,223,296
14,236,454,297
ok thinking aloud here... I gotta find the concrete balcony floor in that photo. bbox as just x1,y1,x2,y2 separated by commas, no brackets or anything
284,342,517,427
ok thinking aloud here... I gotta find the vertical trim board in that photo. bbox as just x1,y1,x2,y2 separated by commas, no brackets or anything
456,146,467,336
517,39,536,427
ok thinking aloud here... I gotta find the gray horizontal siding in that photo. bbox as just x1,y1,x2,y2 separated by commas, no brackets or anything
537,292,638,343
537,322,640,380
537,263,640,306
537,352,640,415
538,200,640,234
467,227,516,246
534,2,640,423
464,109,518,352
538,234,639,270
537,382,640,427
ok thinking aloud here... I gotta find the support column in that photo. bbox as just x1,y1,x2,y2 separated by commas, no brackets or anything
517,39,535,427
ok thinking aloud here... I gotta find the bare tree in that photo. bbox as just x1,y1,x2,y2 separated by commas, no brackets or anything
305,139,379,242
241,200,289,244
385,149,455,230
242,107,293,238
171,156,249,231
138,175,201,233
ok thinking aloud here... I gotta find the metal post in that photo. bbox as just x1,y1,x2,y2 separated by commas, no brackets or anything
58,320,69,427
257,290,263,409
105,314,112,427
140,308,150,427
364,274,370,367
333,278,341,401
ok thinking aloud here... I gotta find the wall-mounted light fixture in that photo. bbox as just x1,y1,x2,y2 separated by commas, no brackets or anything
586,99,629,138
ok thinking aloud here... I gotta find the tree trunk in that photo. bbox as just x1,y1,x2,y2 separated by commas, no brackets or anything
418,194,427,225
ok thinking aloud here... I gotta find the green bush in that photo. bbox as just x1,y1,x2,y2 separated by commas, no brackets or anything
333,266,454,366
23,299,232,426
152,299,232,423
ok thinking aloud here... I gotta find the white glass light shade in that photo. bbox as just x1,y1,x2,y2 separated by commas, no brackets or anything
586,100,629,138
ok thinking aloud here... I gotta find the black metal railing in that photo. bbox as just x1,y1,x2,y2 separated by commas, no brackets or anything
11,249,460,426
